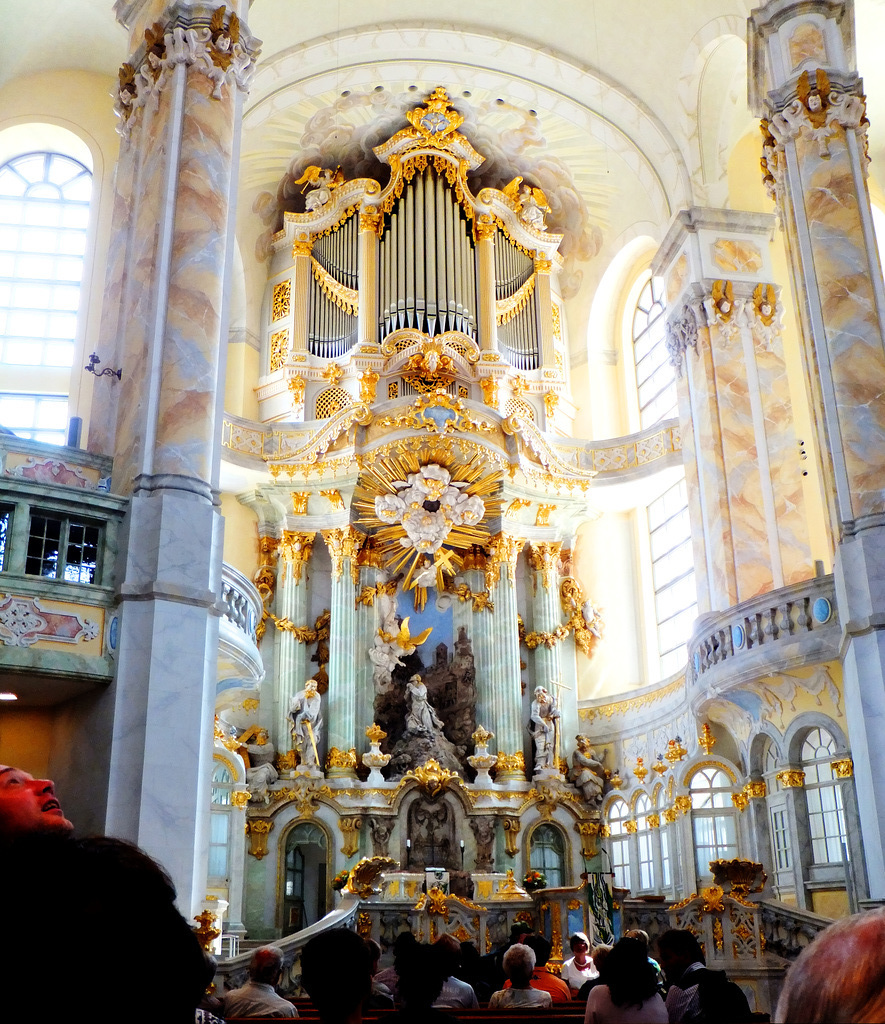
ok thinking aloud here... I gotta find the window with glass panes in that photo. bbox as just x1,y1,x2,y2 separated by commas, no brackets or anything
208,762,233,881
607,799,632,890
632,276,676,428
648,479,698,676
801,728,847,864
0,153,92,368
657,787,672,890
635,793,655,891
0,504,11,570
529,824,566,888
690,767,738,877
25,512,100,583
0,392,68,444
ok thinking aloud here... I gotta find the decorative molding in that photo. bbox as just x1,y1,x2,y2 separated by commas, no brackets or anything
776,769,806,789
337,816,363,857
526,542,561,590
245,818,273,859
279,531,315,585
665,304,699,377
502,817,522,856
322,527,362,583
831,758,854,779
0,595,99,649
768,69,869,164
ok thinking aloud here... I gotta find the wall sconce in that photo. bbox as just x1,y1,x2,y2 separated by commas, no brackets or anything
85,353,121,380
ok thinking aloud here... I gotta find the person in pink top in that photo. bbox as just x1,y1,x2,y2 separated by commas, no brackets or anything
584,937,667,1024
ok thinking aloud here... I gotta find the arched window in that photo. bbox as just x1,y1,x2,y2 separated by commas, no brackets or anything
647,477,698,677
635,793,655,891
801,728,847,865
208,761,234,884
690,766,738,877
655,786,674,891
529,823,566,888
632,275,675,428
607,799,632,891
0,151,92,442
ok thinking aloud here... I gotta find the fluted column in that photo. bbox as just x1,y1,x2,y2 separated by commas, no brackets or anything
526,542,565,773
486,533,526,781
275,532,315,750
322,527,361,779
475,215,498,352
534,254,557,370
92,1,258,916
358,209,381,347
750,0,885,900
354,561,385,748
289,237,312,357
652,209,813,612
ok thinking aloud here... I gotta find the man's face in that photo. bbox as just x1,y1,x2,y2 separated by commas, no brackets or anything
0,765,73,839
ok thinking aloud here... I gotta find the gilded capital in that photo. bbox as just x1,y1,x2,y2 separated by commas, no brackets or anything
322,526,362,582
776,769,806,789
279,531,315,584
527,541,561,590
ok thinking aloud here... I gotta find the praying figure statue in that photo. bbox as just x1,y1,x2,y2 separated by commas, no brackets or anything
530,686,560,773
570,735,604,806
405,673,444,736
288,679,323,769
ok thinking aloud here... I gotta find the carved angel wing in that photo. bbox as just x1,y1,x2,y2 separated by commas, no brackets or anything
531,187,550,210
144,22,163,50
209,5,227,34
502,176,523,202
228,11,240,44
816,67,831,100
796,70,811,107
293,165,323,189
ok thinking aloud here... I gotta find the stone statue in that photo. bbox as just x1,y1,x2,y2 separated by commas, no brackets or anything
570,735,604,806
405,674,444,736
288,680,323,769
530,685,560,773
368,816,395,857
239,726,278,804
469,815,496,871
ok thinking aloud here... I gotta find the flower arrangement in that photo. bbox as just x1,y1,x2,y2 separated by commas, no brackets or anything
331,869,351,891
523,870,547,891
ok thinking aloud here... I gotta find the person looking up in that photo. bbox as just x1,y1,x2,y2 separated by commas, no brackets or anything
222,946,297,1018
0,763,73,842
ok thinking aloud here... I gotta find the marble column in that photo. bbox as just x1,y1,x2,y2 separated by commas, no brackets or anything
354,561,385,747
534,254,557,370
526,542,566,770
652,208,813,612
357,210,381,347
485,533,527,780
94,1,258,915
275,532,315,751
323,527,360,779
475,215,498,353
750,0,885,900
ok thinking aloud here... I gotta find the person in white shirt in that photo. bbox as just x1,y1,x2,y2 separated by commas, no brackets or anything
222,947,298,1019
561,931,599,995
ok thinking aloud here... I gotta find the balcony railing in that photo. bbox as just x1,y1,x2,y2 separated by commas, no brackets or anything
218,562,264,687
689,575,840,690
222,563,260,643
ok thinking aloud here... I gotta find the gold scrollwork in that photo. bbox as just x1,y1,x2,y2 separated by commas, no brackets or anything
272,280,291,321
245,818,274,859
322,526,363,583
450,582,494,612
338,816,363,857
527,541,562,591
831,758,854,778
344,856,399,898
502,817,522,856
495,751,526,781
279,531,315,584
193,910,221,951
574,820,600,859
776,770,806,789
496,274,536,326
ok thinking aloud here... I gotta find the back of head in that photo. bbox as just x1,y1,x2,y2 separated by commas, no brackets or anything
603,937,658,1008
302,929,373,1019
658,928,705,966
396,943,448,1008
502,942,536,986
249,945,284,985
591,945,612,972
525,933,552,968
1,834,206,1024
776,909,885,1024
624,928,650,952
434,932,462,977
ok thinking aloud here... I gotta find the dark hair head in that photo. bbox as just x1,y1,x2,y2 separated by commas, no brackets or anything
302,929,373,1018
602,937,658,1008
570,931,590,952
776,909,885,1023
525,933,552,967
396,943,448,1008
658,928,705,965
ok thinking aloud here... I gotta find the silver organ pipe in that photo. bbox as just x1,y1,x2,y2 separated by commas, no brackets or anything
494,227,539,370
377,166,477,342
307,214,359,359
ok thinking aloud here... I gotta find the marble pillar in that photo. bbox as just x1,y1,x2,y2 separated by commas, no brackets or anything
526,542,565,769
652,208,813,612
749,0,885,898
97,2,259,915
475,216,498,353
357,210,381,347
275,532,315,751
534,255,557,370
323,527,360,778
485,533,526,780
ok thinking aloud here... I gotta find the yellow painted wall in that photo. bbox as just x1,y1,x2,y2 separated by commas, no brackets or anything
221,492,259,575
811,889,849,920
0,707,54,777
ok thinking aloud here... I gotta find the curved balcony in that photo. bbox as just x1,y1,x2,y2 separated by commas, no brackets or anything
688,575,840,695
218,563,264,687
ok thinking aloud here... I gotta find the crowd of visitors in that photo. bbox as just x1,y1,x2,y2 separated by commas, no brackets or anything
3,761,885,1023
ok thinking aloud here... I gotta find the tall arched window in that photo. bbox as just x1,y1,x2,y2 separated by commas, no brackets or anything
632,276,676,427
208,761,234,884
656,785,674,892
761,736,792,875
690,766,738,878
635,793,655,891
801,728,847,865
0,151,92,442
529,823,566,888
607,799,632,891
